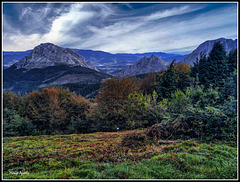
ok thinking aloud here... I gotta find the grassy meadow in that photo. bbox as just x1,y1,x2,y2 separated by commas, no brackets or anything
3,130,237,179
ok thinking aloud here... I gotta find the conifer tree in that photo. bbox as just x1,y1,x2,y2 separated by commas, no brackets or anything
198,41,228,89
156,60,177,101
227,49,237,74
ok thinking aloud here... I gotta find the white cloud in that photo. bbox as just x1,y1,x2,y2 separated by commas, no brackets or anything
145,5,193,21
43,4,94,43
3,3,237,54
78,4,237,53
3,32,42,51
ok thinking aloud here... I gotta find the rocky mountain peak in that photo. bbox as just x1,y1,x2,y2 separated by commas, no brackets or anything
119,54,170,77
13,43,98,71
150,54,159,59
182,38,237,65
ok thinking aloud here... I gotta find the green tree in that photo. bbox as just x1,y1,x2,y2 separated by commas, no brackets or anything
156,60,177,101
227,49,237,74
122,92,154,129
3,108,22,137
199,41,228,89
220,71,237,101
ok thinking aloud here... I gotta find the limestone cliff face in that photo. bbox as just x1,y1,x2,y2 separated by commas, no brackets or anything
119,54,170,77
14,43,98,71
182,38,237,65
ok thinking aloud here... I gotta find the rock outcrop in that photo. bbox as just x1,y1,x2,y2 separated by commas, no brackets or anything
14,43,98,71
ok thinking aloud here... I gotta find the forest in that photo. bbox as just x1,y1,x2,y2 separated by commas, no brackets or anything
3,41,238,179
3,42,237,140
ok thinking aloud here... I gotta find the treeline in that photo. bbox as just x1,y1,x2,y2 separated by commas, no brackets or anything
3,42,237,141
61,83,101,99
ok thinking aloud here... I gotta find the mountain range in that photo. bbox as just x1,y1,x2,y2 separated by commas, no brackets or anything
3,48,187,74
182,38,237,65
3,37,237,95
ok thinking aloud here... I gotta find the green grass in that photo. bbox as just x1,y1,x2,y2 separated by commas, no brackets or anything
3,131,237,179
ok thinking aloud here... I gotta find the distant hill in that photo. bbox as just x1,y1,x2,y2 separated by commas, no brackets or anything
3,65,112,94
182,38,237,65
118,54,170,77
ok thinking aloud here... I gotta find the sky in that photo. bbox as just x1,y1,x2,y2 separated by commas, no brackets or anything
2,2,238,54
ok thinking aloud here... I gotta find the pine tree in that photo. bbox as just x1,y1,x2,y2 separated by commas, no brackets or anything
190,52,205,79
227,49,237,74
198,41,228,89
198,53,209,87
156,60,177,101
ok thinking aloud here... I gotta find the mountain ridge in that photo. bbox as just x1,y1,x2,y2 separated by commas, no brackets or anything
3,65,112,94
119,54,170,77
182,38,237,65
3,48,187,74
12,43,98,71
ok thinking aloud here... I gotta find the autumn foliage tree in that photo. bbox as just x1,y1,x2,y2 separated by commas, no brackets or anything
95,77,139,131
26,87,90,134
173,61,191,91
139,71,156,95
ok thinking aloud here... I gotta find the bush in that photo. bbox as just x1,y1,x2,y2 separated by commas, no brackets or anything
146,105,234,141
188,85,219,108
121,130,150,148
121,92,154,130
168,89,190,114
217,97,237,140
145,123,175,140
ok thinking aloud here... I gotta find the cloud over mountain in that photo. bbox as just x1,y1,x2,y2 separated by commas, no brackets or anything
3,3,237,54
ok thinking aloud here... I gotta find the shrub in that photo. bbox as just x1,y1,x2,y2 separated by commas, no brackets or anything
146,105,234,141
217,97,237,140
122,92,153,130
168,89,190,114
145,123,175,140
121,130,150,148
